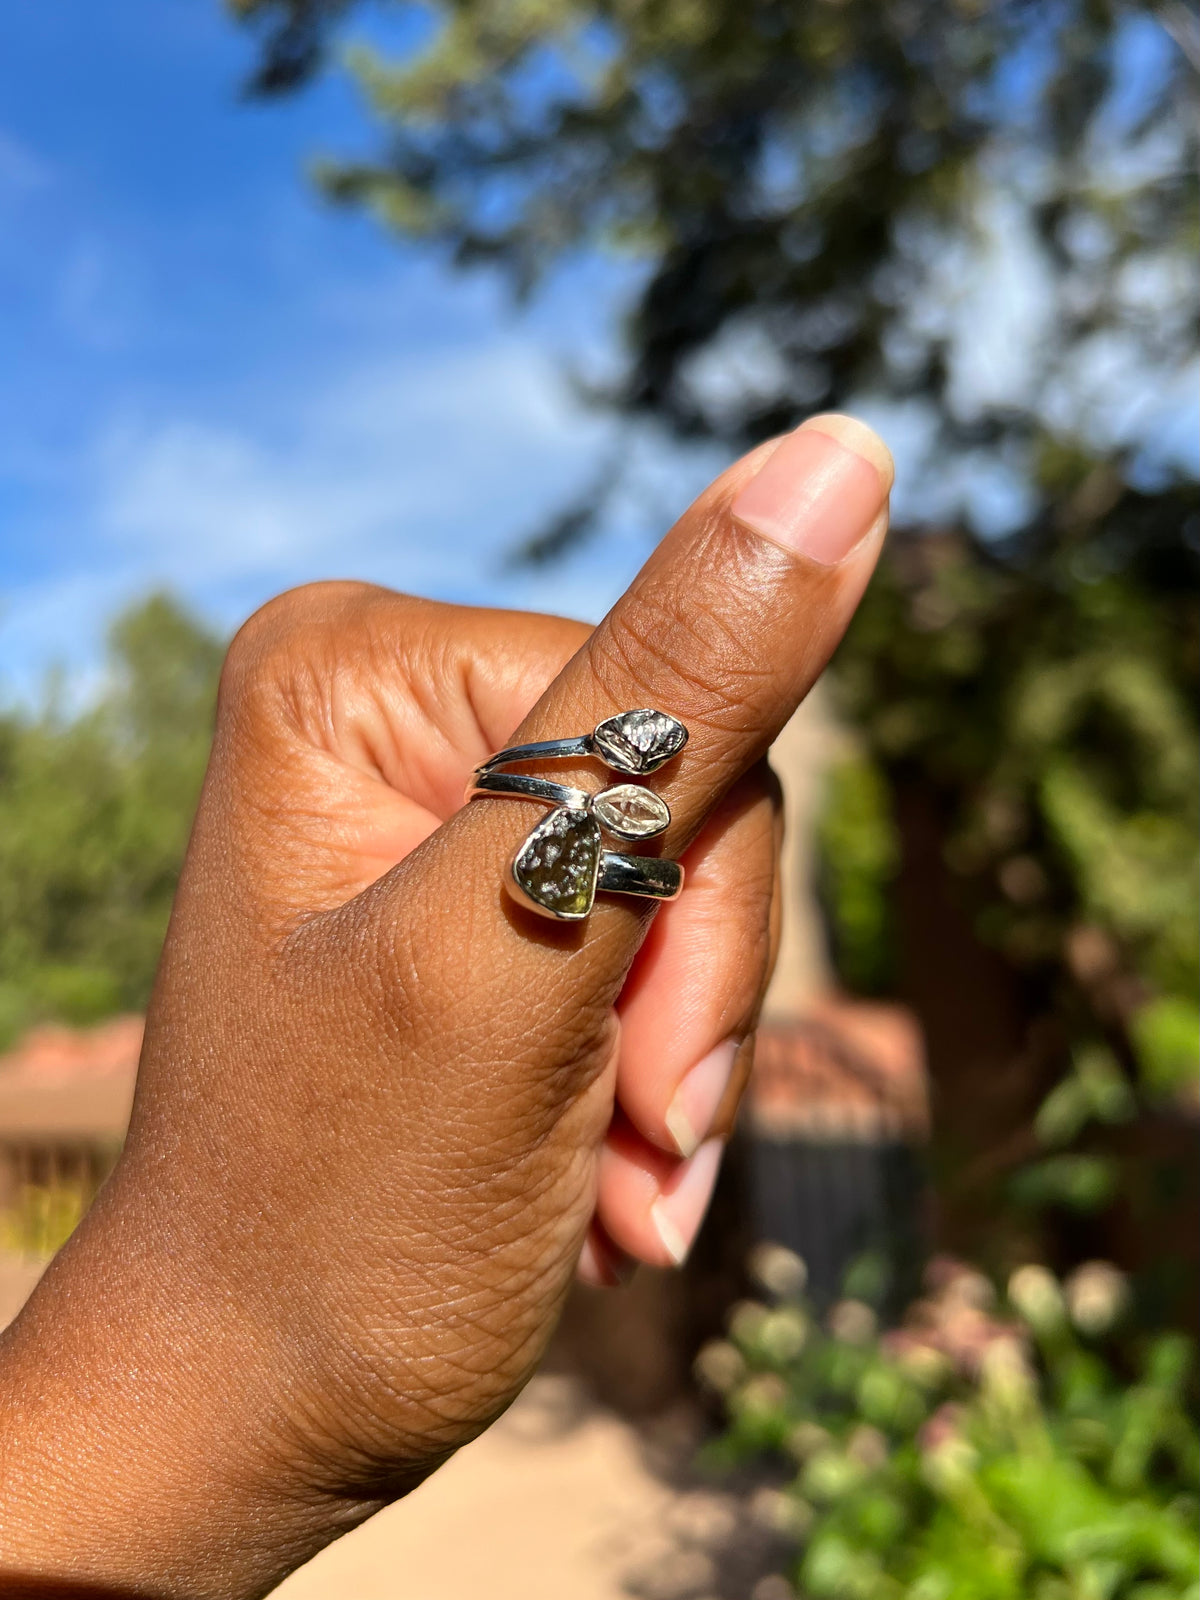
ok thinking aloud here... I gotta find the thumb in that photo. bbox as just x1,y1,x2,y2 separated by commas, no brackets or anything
518,411,891,850
380,414,891,1093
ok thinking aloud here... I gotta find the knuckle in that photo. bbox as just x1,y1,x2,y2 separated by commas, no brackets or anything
217,580,380,729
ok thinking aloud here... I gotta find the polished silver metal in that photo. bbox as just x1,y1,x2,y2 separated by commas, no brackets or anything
468,768,592,812
477,707,689,778
597,852,682,902
503,804,683,922
468,707,687,921
476,734,593,771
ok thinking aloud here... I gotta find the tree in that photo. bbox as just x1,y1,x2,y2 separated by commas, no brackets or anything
231,0,1198,450
231,0,1198,1282
0,596,223,1047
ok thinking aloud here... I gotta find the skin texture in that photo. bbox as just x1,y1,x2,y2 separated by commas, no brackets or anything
0,416,891,1600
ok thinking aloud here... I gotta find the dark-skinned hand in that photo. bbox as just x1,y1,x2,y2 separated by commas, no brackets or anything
0,414,891,1599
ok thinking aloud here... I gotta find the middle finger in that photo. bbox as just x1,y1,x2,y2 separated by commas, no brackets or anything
614,763,783,1157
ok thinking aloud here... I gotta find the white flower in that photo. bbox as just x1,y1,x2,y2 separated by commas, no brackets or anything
748,1241,808,1300
1064,1260,1130,1336
750,1487,813,1536
759,1307,809,1362
693,1339,745,1394
1007,1264,1066,1334
729,1298,770,1345
828,1298,878,1346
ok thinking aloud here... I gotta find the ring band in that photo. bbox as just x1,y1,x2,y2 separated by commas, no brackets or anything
468,769,592,813
468,707,688,922
478,707,689,778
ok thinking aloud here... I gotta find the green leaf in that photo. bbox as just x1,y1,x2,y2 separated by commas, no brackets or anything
1131,997,1200,1098
1035,1046,1135,1148
1009,1156,1118,1214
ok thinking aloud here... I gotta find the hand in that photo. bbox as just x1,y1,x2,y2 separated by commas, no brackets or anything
0,415,891,1599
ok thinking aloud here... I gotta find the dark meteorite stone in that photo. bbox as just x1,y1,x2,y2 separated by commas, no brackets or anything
592,784,671,840
509,807,602,920
592,709,688,775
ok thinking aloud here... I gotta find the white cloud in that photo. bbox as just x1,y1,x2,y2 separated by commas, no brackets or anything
0,328,664,701
93,335,614,588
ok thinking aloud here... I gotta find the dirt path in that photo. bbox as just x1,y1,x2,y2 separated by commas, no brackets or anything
1,1260,784,1598
271,1376,784,1600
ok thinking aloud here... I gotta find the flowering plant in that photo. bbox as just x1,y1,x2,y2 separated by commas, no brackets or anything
699,1247,1199,1599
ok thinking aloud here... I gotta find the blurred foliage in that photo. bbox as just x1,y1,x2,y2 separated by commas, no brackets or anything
230,0,1199,444
229,1,1200,1245
830,488,1198,1102
698,1244,1199,1599
816,755,899,995
0,1183,89,1259
1131,997,1200,1100
0,595,222,1049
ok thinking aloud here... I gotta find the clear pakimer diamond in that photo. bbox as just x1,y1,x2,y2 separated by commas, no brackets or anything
592,784,671,840
592,709,688,775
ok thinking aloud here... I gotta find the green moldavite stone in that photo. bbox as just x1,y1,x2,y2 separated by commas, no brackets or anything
511,807,602,920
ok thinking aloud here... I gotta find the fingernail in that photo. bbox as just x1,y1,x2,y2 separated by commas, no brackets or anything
665,1039,738,1158
578,1229,636,1289
650,1139,723,1267
731,416,891,565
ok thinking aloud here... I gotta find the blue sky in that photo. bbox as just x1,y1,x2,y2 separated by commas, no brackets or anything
0,3,1194,702
0,0,726,700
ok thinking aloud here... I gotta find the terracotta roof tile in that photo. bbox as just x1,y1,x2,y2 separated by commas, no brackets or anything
0,1016,143,1086
750,998,929,1143
0,1018,142,1142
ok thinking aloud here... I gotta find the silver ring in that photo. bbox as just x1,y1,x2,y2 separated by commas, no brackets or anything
468,708,687,922
477,707,688,778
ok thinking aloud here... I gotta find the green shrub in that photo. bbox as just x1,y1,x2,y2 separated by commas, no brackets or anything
0,1183,89,1259
700,1246,1199,1599
0,594,221,1047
